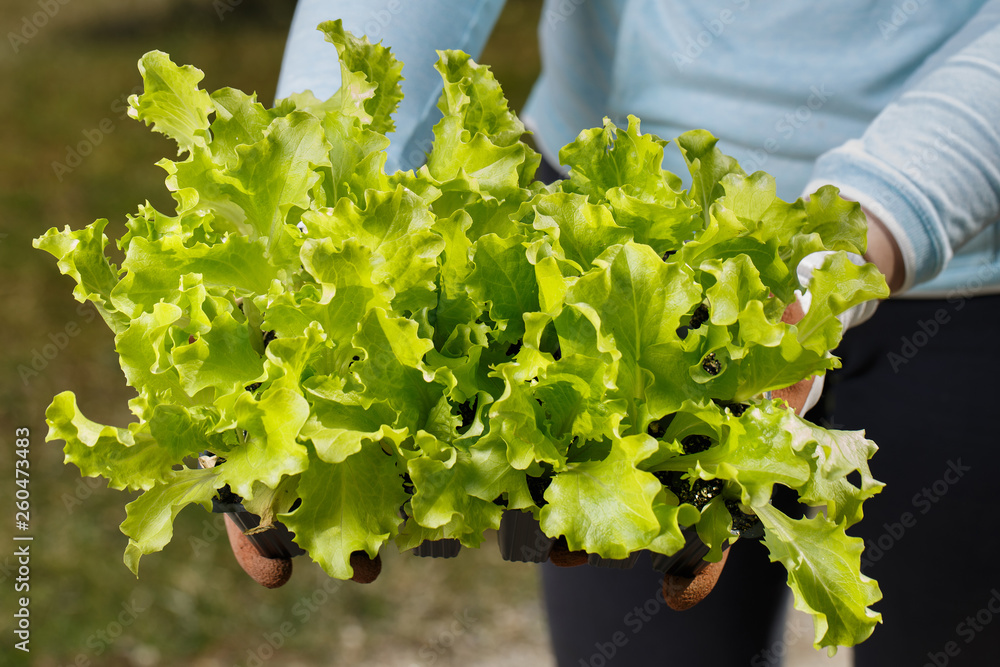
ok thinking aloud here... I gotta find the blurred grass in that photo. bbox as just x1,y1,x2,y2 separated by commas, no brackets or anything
0,1,548,665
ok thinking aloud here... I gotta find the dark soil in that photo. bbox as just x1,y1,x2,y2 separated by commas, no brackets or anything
681,434,713,454
655,472,723,509
725,498,761,535
526,475,552,507
688,303,709,329
701,352,721,376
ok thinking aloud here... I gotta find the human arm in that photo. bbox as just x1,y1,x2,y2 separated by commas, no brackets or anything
862,211,905,294
776,8,1000,411
804,1,1000,294
276,0,507,172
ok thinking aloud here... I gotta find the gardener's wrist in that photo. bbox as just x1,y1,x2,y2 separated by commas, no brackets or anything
861,208,905,294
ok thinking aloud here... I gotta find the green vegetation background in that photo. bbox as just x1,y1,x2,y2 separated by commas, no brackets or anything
0,1,552,665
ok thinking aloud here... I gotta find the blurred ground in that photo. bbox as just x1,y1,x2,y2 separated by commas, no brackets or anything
0,1,850,665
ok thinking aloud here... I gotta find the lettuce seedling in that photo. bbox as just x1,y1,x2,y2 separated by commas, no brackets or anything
34,21,887,653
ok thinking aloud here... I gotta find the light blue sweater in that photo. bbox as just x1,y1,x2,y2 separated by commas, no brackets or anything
276,0,1000,297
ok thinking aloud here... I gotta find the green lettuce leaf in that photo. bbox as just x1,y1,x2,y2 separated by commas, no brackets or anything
319,19,404,136
217,111,331,255
407,440,504,548
121,467,223,575
280,443,408,580
34,26,888,651
755,502,882,654
127,50,213,155
539,433,661,559
45,392,182,491
32,220,128,334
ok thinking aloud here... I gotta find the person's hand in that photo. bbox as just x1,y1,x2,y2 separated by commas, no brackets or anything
771,298,820,416
659,297,816,609
675,224,895,605
774,214,899,417
861,207,905,294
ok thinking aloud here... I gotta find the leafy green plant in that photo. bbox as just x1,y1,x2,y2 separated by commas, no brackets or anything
34,21,888,652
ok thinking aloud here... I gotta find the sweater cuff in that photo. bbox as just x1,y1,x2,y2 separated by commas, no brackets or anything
804,139,953,291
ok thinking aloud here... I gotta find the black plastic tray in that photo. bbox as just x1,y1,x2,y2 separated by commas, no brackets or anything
648,527,729,577
497,509,553,562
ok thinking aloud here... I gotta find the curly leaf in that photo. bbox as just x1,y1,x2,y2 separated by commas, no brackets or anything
755,503,882,654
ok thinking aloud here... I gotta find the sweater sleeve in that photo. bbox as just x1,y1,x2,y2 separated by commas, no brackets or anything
274,0,506,172
804,1,1000,292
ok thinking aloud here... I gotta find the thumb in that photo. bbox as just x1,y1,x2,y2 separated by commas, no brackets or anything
770,296,821,416
770,375,822,417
